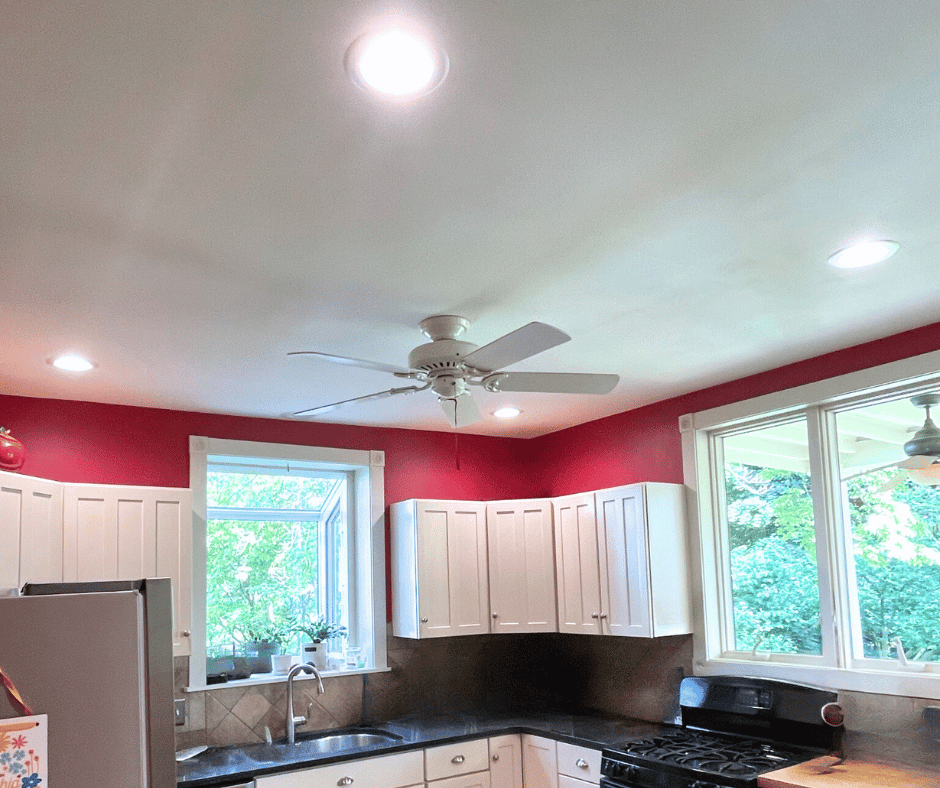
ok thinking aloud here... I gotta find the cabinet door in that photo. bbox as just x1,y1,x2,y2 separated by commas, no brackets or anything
1,471,63,588
429,772,492,788
62,484,193,655
486,500,556,633
595,485,652,637
489,734,523,788
552,493,602,634
521,734,558,788
417,500,489,637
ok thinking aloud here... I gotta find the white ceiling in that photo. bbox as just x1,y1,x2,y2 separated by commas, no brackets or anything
3,1,939,438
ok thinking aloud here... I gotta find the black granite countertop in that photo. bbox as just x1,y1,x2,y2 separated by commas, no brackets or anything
176,710,665,787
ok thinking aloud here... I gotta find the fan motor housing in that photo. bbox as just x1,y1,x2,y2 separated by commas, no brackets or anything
408,340,478,376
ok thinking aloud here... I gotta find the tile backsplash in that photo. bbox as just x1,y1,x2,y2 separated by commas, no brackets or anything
175,630,938,768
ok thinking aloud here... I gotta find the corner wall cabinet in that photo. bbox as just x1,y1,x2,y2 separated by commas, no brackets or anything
391,483,690,640
555,484,691,638
0,469,192,655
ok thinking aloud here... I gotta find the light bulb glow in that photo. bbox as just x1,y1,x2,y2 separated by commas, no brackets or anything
827,240,899,269
358,30,435,95
493,406,521,419
52,354,94,372
346,26,447,100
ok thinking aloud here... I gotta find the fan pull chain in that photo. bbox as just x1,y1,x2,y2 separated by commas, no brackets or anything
454,401,460,470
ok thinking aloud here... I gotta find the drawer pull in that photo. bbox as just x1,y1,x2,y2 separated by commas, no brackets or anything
576,758,589,769
338,778,353,786
421,617,429,623
492,754,499,762
451,755,465,764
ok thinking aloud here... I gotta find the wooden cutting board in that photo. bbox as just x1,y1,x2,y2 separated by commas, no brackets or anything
758,755,939,788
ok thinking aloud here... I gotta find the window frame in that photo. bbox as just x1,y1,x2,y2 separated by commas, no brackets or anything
681,348,940,699
188,437,387,689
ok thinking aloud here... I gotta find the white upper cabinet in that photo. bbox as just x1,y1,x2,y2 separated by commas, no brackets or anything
553,492,603,634
62,483,193,654
596,483,691,638
391,499,490,638
1,470,64,588
486,499,556,633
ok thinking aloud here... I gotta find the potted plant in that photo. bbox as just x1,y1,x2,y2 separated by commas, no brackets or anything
240,617,293,675
293,616,347,670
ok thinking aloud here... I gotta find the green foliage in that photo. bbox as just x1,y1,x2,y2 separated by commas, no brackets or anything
206,470,339,654
292,615,347,643
725,461,940,663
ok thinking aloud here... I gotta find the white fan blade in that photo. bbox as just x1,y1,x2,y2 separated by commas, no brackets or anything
293,385,423,417
440,393,482,428
876,472,906,494
463,322,570,373
288,351,411,375
898,455,937,470
487,371,619,394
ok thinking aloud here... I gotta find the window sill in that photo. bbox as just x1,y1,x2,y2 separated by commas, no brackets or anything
184,665,391,693
696,656,940,700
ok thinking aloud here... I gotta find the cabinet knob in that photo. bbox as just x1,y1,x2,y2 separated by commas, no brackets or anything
338,778,353,786
181,630,191,637
451,755,465,764
421,617,429,623
591,613,599,619
492,754,499,762
576,758,588,769
492,612,498,619
600,614,608,619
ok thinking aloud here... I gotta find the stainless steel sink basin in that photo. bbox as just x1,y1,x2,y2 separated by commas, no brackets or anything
294,730,403,754
250,728,404,764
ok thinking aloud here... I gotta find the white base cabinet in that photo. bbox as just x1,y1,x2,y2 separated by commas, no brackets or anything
255,749,424,788
489,734,523,788
521,735,558,788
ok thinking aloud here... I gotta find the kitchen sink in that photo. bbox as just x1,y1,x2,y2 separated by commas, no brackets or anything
250,728,404,764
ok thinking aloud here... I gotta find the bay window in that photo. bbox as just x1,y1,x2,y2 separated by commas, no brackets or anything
188,437,387,687
682,350,940,698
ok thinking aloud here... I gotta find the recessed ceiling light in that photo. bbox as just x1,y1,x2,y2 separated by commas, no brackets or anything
346,27,448,99
827,240,899,269
50,354,95,372
493,406,521,419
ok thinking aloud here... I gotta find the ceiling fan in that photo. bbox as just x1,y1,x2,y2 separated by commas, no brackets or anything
288,315,619,428
896,393,940,486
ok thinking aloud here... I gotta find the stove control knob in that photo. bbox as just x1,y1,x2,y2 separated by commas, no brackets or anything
623,765,638,781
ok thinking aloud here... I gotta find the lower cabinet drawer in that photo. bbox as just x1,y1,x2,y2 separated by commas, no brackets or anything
559,774,596,788
428,770,492,788
425,738,490,781
254,749,424,788
556,742,601,784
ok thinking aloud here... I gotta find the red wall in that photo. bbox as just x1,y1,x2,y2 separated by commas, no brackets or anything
527,320,940,496
3,319,939,618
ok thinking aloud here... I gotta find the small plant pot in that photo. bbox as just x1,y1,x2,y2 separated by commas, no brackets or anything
246,640,278,674
270,653,295,675
301,642,327,670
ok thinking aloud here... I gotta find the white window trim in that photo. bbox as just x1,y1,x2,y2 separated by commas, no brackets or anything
680,348,940,699
188,436,387,690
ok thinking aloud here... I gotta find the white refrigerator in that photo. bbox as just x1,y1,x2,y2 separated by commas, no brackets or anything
0,579,176,787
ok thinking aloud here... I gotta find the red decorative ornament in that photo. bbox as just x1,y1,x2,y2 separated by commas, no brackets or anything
0,427,26,471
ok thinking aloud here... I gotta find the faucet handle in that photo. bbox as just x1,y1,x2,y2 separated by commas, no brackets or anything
292,714,307,727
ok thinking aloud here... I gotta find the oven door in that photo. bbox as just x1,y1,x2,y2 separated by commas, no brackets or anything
600,769,696,788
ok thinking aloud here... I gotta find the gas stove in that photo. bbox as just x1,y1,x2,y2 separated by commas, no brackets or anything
600,677,843,788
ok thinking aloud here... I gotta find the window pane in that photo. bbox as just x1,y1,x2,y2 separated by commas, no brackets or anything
207,471,338,511
721,420,823,655
836,398,940,663
205,468,348,664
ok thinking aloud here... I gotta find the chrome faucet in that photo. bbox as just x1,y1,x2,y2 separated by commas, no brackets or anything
286,662,325,745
